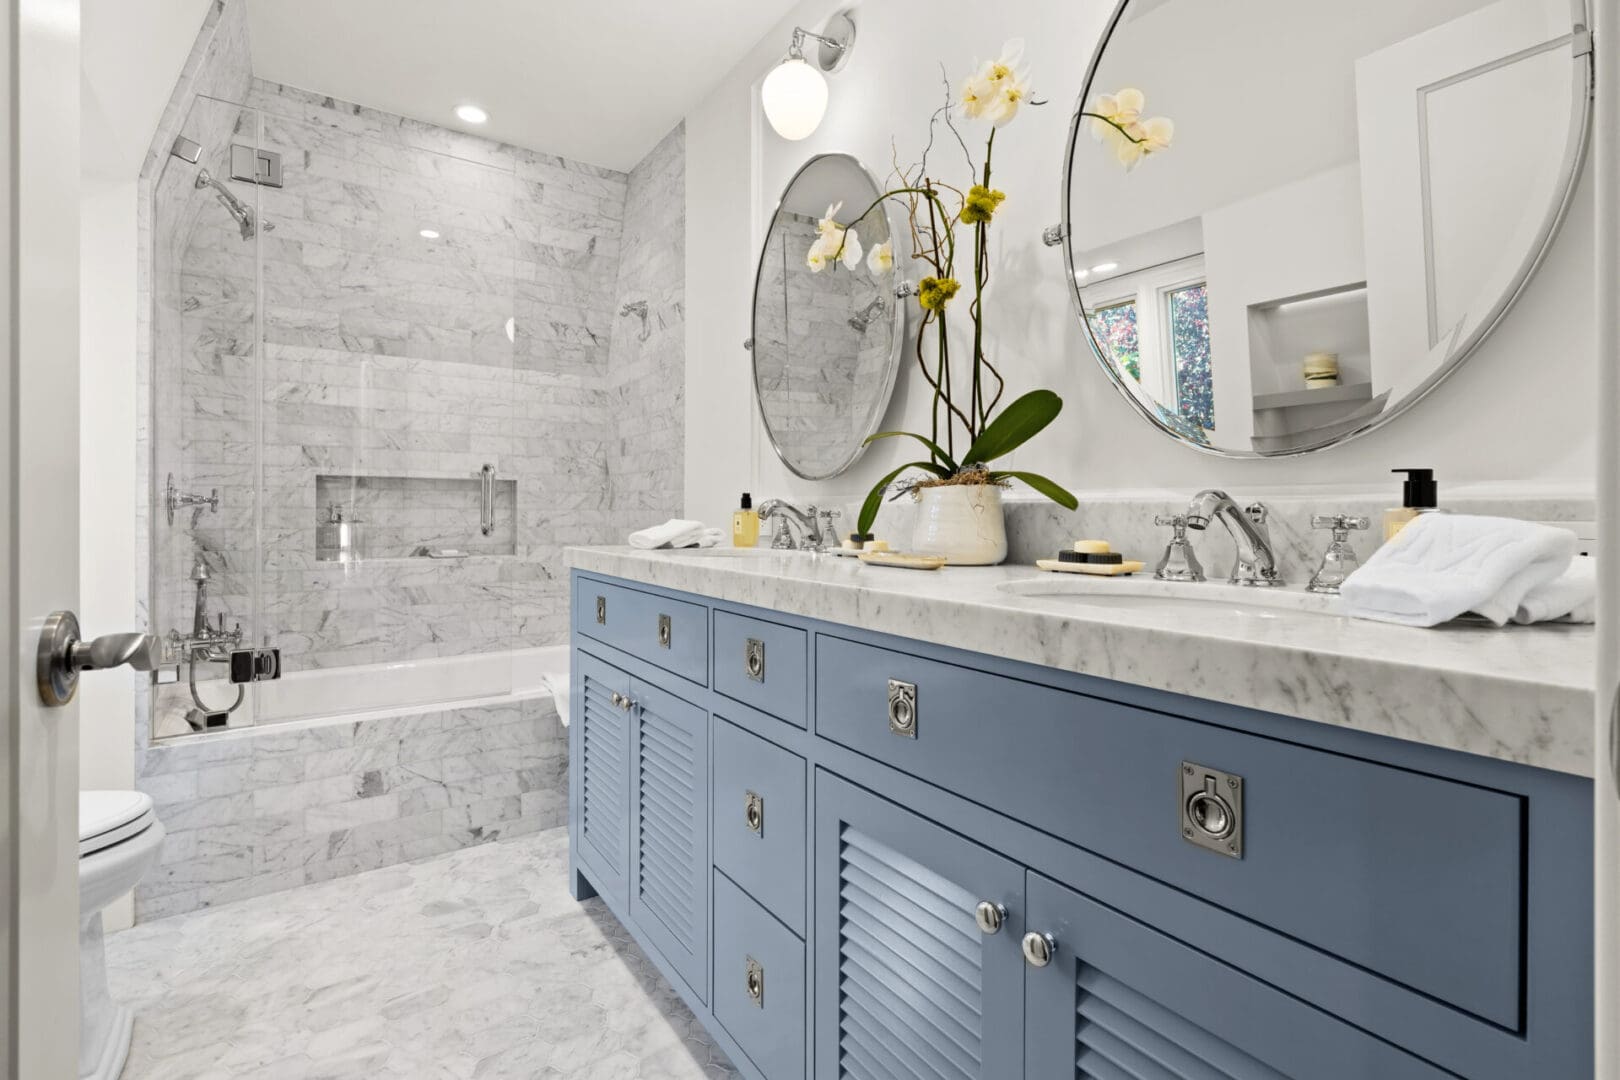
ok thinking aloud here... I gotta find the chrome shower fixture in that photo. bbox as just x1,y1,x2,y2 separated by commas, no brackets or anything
170,135,202,164
166,472,220,527
195,168,264,241
848,297,886,333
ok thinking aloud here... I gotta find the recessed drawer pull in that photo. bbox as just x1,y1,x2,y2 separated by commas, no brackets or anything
745,955,765,1007
1022,931,1057,968
657,613,671,649
595,595,606,624
744,790,764,835
744,638,766,682
887,679,917,738
1180,761,1244,858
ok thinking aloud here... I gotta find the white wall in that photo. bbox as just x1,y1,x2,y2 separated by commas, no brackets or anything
683,0,1596,532
80,0,213,931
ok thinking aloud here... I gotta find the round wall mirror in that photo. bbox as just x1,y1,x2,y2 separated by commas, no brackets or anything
1062,0,1591,456
752,153,906,480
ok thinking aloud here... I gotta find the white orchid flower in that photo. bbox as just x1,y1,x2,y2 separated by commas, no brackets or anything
816,202,845,237
962,40,1032,125
866,239,894,276
1086,87,1144,142
838,226,863,269
806,244,829,273
1136,115,1174,155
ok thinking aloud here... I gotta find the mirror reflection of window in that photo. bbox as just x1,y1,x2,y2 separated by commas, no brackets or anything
1089,301,1141,382
1168,282,1214,431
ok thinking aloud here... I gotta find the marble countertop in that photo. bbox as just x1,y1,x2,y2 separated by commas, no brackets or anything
565,546,1596,777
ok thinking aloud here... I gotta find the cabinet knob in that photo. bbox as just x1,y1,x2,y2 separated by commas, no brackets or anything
744,790,764,835
745,956,765,1007
744,638,766,682
974,901,1006,936
1021,931,1057,968
657,613,671,649
609,692,633,711
887,679,918,738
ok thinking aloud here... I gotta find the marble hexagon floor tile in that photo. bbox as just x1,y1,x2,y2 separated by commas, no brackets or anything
106,827,739,1079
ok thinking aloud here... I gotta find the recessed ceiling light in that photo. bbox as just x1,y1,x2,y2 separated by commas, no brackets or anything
454,104,488,125
419,229,440,240
1090,262,1119,274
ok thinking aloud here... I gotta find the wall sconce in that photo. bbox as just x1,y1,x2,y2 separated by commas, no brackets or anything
761,11,856,141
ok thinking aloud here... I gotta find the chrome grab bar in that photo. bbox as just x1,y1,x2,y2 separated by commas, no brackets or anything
479,464,496,537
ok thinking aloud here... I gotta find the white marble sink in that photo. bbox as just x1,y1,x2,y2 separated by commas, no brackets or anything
997,574,1344,620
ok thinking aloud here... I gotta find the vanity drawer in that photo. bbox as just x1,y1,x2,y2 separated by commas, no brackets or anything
713,611,808,728
712,718,807,936
574,579,708,684
712,870,806,1080
814,633,1525,1029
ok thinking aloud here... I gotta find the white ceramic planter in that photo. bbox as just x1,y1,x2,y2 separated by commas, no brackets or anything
909,484,1008,565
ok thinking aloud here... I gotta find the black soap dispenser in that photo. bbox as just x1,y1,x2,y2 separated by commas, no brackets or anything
1384,468,1439,541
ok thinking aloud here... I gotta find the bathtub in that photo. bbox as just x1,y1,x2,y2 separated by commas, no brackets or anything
250,645,572,728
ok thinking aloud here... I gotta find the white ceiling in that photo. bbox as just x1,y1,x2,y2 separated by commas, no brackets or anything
245,0,801,172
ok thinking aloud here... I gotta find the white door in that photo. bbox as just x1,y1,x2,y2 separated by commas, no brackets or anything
4,0,83,1075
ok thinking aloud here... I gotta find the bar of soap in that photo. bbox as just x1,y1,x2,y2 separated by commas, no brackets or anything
1072,539,1112,554
864,539,890,553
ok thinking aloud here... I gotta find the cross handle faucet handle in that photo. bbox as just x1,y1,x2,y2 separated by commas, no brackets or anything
1311,514,1371,535
1154,513,1188,532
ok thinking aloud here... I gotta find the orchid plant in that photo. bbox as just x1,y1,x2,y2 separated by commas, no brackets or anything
814,41,1174,534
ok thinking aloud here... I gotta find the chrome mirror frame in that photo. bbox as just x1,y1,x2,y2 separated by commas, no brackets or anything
1057,0,1594,458
750,152,909,481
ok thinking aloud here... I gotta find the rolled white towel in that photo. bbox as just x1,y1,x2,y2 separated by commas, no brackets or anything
694,528,725,549
1512,554,1596,624
628,519,707,549
1340,513,1576,627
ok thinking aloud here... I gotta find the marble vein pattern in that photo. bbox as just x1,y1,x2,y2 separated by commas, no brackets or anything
108,828,739,1079
140,0,687,737
566,540,1595,776
134,695,565,920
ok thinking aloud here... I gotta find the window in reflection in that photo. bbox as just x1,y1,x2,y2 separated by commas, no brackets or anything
1168,282,1213,430
1089,300,1141,382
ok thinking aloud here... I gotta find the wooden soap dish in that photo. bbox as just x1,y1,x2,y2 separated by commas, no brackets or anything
858,551,948,571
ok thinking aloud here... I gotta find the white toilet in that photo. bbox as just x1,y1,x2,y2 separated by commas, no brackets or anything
79,790,164,1080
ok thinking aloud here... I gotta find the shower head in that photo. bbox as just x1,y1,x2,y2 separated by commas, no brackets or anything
195,168,263,241
171,136,202,164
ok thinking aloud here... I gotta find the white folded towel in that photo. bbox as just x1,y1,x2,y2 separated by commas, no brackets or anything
1340,513,1576,627
1512,554,1595,625
628,519,717,550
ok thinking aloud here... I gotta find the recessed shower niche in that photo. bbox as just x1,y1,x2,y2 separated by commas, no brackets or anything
314,473,516,561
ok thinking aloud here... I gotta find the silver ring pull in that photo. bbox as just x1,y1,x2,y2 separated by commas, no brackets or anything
745,956,765,1007
1021,931,1056,968
974,901,1006,935
657,614,671,649
745,791,764,835
745,638,766,682
595,596,606,624
887,679,917,738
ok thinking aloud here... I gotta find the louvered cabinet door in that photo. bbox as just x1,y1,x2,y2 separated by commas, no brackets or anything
1023,872,1452,1080
574,652,632,901
628,677,710,1003
814,774,1025,1080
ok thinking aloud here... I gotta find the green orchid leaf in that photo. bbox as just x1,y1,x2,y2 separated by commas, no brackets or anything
961,390,1063,465
863,430,958,472
988,470,1079,511
857,461,948,534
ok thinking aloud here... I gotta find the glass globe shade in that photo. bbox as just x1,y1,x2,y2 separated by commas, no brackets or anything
762,58,828,141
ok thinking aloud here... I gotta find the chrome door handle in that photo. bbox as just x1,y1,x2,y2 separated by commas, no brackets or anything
1021,931,1057,968
37,610,160,707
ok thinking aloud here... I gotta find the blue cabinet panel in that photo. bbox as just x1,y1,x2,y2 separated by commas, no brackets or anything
714,611,809,728
629,677,709,1004
712,717,809,936
573,651,631,904
1024,872,1451,1079
575,578,709,686
814,773,1024,1080
815,632,1523,1028
713,870,807,1080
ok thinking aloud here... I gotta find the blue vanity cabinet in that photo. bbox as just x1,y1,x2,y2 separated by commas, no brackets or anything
572,651,632,905
627,676,710,1004
813,773,1026,1080
1022,873,1451,1079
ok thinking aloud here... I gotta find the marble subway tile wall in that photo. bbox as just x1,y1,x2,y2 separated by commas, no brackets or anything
134,695,565,920
607,124,687,535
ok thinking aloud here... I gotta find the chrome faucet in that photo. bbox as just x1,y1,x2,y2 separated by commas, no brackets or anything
757,499,840,550
191,554,211,637
171,553,242,663
1184,490,1285,587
